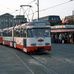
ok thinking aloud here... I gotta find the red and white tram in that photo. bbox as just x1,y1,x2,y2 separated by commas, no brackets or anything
0,22,51,53
0,29,3,44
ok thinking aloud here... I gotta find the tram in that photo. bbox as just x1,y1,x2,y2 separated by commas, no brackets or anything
0,22,51,53
0,29,3,44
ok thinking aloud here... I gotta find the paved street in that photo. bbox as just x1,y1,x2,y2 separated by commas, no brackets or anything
0,44,74,74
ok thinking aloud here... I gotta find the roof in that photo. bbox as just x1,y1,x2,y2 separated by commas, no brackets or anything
0,13,14,17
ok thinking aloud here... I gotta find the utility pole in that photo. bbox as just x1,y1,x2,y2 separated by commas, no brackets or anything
37,0,39,20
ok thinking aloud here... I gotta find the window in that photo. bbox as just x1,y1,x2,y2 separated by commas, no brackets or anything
27,28,50,37
3,30,12,36
14,28,27,37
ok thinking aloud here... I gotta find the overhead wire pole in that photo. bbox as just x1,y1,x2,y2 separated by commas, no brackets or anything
37,0,39,20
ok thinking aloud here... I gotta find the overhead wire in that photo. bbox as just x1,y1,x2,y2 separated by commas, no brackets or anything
24,0,74,20
40,0,74,12
29,0,74,15
22,0,36,21
28,0,36,4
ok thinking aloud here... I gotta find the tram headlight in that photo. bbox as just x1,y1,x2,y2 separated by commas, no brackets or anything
45,43,50,45
31,43,36,46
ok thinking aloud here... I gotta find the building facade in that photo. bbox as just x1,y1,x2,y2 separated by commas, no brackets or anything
33,15,62,26
0,13,14,29
14,15,27,25
51,15,74,44
62,15,74,25
0,13,27,29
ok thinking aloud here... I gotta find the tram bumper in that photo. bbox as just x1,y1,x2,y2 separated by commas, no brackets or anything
26,46,51,53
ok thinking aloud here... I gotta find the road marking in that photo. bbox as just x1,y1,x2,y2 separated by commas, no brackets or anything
31,56,58,74
15,54,34,74
64,58,74,64
6,48,34,74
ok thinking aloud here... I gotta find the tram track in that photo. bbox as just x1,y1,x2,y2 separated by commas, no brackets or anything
28,48,74,74
6,46,70,74
17,52,58,74
4,46,35,74
14,53,35,74
10,48,59,74
5,47,54,74
28,53,59,74
1,44,74,74
18,52,59,74
0,45,55,74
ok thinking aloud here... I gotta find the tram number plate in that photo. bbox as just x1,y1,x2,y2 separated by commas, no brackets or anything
38,43,43,46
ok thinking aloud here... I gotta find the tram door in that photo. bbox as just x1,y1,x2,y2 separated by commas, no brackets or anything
73,33,74,43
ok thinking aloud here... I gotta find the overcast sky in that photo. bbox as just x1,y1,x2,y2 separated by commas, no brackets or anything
0,0,74,19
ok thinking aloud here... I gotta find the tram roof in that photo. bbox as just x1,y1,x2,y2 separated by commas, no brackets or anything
14,21,50,29
3,27,13,31
0,29,2,32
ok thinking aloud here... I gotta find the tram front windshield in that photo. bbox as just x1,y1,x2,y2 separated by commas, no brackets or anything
27,28,50,37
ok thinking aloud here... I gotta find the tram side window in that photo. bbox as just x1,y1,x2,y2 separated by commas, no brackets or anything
14,28,27,37
8,30,12,36
3,31,7,36
19,28,23,37
20,29,26,37
0,32,1,36
3,30,12,37
14,29,20,37
20,30,23,37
